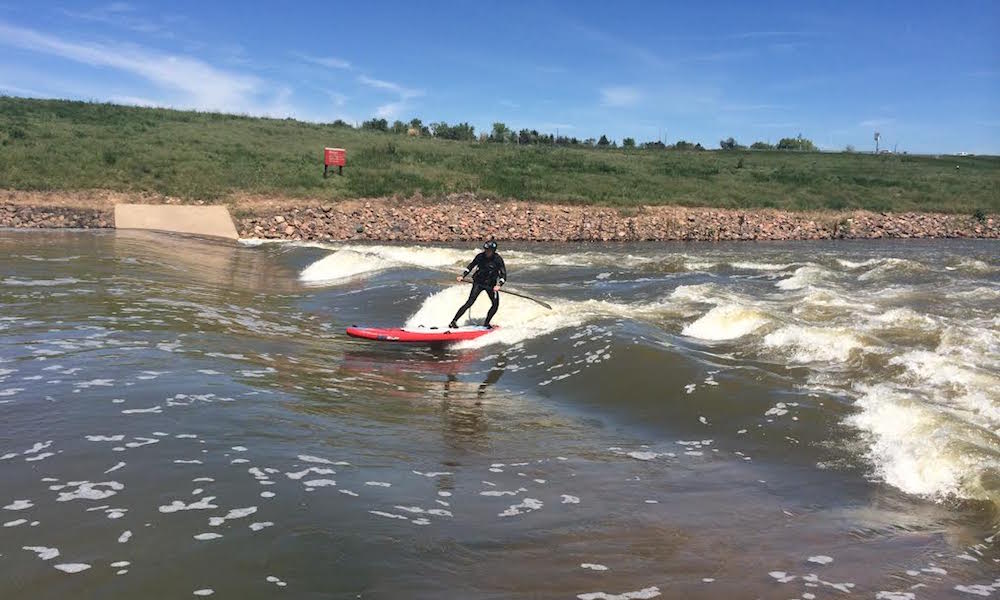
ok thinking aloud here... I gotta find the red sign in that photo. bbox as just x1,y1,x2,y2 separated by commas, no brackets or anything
324,147,346,167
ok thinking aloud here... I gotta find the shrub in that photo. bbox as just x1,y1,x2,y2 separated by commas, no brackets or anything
776,134,817,151
361,118,388,132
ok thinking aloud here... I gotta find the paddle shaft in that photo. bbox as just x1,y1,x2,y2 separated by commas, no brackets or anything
460,278,552,310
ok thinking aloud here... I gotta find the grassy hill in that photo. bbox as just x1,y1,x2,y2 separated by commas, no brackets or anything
1,96,997,213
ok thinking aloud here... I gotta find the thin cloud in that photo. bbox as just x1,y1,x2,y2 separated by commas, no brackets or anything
860,118,896,128
573,23,665,69
60,3,171,36
498,99,520,109
0,83,50,98
375,101,406,119
0,21,265,112
600,86,642,108
752,122,800,129
721,103,789,112
326,91,348,107
729,31,819,39
294,53,352,70
539,123,574,131
358,75,423,99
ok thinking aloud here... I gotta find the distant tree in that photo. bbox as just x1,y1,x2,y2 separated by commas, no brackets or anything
330,119,352,128
362,118,388,132
844,144,856,153
391,120,407,134
672,140,695,151
409,118,429,136
719,137,744,150
641,140,666,150
776,134,817,151
583,137,596,146
622,137,636,148
431,121,476,141
490,122,511,143
597,134,610,147
750,141,773,150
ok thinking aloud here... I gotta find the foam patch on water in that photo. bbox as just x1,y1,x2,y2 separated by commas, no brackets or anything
848,383,998,502
159,497,218,513
405,285,672,348
499,498,543,517
776,266,829,290
23,545,60,560
577,586,661,599
299,245,469,283
682,304,769,341
763,326,865,363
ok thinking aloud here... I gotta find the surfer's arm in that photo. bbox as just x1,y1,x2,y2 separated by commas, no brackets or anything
461,253,482,280
497,256,507,286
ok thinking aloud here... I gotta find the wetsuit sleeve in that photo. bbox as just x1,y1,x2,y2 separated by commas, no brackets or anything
497,256,507,286
462,253,482,278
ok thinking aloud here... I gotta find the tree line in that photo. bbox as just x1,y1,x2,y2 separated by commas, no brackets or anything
344,118,820,152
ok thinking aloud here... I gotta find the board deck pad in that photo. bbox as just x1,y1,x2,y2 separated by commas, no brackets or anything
346,325,498,343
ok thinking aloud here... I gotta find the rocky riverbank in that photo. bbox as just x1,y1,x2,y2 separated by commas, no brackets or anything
1,201,111,229
2,191,997,241
236,195,998,242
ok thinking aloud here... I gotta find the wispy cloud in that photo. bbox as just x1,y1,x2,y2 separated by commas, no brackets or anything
326,91,348,107
294,53,352,70
600,86,642,108
498,99,520,109
752,122,799,129
375,101,406,119
721,103,789,112
728,31,819,39
358,75,422,99
0,21,268,112
677,49,755,64
860,118,896,128
574,23,665,69
0,82,50,98
358,74,423,119
60,3,176,37
539,123,574,131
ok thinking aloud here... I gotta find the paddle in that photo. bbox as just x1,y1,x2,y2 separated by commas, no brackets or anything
458,278,552,310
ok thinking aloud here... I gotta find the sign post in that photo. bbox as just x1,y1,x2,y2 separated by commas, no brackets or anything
324,147,346,177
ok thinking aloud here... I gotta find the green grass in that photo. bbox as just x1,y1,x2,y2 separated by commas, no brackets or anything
1,96,998,213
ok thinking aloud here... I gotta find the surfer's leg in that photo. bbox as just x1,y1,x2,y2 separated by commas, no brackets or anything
450,285,482,327
483,288,499,327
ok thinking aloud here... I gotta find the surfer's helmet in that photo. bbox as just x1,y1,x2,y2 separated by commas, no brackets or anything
483,240,498,251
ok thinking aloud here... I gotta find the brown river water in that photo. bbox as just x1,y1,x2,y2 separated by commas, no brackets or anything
1,229,998,599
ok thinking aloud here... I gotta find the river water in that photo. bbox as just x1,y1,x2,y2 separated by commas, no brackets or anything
1,230,998,599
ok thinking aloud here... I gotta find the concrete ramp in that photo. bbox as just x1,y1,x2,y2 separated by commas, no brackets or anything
114,204,238,241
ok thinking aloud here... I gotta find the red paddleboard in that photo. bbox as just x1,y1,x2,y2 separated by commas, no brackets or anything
346,325,498,343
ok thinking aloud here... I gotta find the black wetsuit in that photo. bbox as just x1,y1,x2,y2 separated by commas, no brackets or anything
451,251,506,327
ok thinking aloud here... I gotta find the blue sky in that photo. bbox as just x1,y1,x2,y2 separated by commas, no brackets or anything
1,1,997,153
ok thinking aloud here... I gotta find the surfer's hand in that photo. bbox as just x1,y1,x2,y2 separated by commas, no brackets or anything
493,285,500,292
456,276,464,282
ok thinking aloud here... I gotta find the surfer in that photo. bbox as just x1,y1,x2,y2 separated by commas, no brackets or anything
449,240,506,329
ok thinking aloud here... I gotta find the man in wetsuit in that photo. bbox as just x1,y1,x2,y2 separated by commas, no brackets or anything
449,240,506,329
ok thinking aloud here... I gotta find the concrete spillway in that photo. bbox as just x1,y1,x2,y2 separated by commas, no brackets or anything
114,204,238,240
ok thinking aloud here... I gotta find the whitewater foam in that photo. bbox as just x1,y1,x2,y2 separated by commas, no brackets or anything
404,285,677,348
763,325,866,363
682,304,770,341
